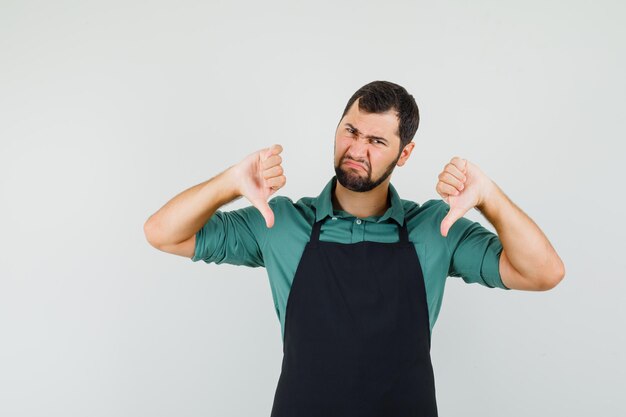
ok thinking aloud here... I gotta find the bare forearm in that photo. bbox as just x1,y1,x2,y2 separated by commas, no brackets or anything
477,180,565,283
144,165,241,247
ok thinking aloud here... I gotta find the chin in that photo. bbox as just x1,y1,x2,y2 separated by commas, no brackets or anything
335,167,375,192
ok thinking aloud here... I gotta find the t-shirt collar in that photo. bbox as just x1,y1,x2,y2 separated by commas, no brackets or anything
312,176,405,225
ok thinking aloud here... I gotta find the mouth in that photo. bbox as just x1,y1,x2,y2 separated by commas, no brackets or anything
343,159,367,172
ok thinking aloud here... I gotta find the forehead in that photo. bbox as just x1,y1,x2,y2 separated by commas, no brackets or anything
341,99,400,140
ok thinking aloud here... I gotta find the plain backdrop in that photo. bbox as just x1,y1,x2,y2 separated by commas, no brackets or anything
1,1,624,416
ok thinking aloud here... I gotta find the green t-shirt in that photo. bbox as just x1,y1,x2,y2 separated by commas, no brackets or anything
192,176,510,342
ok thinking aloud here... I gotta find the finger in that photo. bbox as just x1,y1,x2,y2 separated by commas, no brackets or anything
436,181,461,196
438,172,465,190
264,144,283,159
262,154,283,170
263,165,284,180
444,162,467,183
440,206,464,237
266,175,287,189
250,196,275,228
270,144,283,154
440,217,450,237
449,157,467,175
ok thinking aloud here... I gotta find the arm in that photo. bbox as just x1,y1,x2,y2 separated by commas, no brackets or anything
437,157,565,291
476,180,565,291
143,167,241,257
143,144,286,258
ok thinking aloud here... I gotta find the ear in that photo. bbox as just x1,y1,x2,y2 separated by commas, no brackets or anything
396,141,415,167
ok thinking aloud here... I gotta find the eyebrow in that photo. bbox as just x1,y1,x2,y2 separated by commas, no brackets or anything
345,123,389,144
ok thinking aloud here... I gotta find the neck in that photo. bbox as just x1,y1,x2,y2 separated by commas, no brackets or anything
332,178,391,218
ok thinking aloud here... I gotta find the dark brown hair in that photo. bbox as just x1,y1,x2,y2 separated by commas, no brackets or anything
340,80,420,150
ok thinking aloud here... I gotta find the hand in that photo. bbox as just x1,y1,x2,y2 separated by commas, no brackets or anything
234,144,286,228
435,156,493,237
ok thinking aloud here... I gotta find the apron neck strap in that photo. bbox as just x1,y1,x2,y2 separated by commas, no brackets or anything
399,219,409,243
311,219,323,243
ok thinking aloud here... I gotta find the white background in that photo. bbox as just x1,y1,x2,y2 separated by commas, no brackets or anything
1,1,624,416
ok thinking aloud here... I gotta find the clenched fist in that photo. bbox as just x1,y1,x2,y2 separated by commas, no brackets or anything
233,144,286,228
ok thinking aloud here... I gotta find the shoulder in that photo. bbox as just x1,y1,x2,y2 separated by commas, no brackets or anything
267,194,317,228
268,195,295,208
268,195,315,218
403,198,449,224
402,198,452,247
264,195,317,247
404,198,477,233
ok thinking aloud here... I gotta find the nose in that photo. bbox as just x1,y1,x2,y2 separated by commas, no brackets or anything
347,136,369,160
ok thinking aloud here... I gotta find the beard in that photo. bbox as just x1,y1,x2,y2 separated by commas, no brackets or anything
334,152,401,192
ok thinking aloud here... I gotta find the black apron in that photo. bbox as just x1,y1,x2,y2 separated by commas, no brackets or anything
270,217,438,417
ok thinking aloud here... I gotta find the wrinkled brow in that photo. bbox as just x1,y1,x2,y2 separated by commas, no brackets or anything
345,123,388,144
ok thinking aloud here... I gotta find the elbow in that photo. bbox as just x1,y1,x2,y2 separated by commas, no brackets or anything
538,260,566,291
143,217,161,249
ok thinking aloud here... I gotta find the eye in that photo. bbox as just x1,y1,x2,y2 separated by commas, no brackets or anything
371,139,387,146
346,127,356,134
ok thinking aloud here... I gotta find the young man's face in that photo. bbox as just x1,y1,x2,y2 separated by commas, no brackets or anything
334,99,414,192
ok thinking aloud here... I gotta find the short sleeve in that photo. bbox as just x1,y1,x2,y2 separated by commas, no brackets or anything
191,204,267,267
445,208,510,290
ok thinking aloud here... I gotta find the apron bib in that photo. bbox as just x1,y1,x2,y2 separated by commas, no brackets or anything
270,218,438,417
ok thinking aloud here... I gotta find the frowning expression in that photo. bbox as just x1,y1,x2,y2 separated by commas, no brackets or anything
334,99,412,192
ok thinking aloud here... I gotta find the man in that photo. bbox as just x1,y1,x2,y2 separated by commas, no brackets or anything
144,80,565,416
